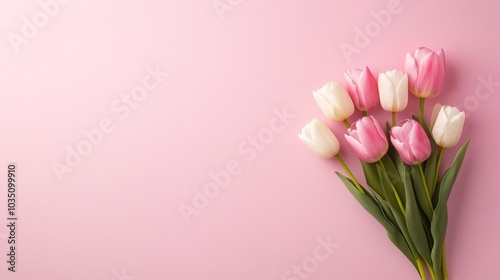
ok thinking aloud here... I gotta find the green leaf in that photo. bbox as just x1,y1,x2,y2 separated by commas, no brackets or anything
336,172,417,269
403,166,433,266
380,155,406,206
376,165,403,216
388,144,406,180
372,178,420,261
431,140,470,277
385,128,407,204
390,204,419,259
371,192,399,233
361,161,384,197
410,165,433,220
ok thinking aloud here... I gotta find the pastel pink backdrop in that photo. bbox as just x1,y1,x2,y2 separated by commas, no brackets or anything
0,0,499,279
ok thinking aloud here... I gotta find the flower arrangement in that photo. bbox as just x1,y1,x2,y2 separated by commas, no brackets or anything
299,47,468,280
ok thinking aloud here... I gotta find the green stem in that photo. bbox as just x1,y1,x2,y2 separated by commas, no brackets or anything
442,244,449,280
392,111,397,126
417,163,434,212
435,148,449,280
362,110,367,117
336,155,365,194
343,119,351,129
426,260,437,280
416,257,427,280
419,98,426,122
433,148,445,188
392,185,406,216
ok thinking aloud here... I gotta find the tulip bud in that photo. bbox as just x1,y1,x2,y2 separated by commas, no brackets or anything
404,47,445,98
345,116,388,163
431,104,465,148
390,119,431,165
313,81,355,122
298,119,340,158
430,103,443,129
378,70,408,112
344,67,379,112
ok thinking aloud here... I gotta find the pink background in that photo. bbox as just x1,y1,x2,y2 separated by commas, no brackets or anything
1,0,499,279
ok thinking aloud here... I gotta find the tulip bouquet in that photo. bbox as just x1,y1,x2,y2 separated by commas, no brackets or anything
299,47,469,280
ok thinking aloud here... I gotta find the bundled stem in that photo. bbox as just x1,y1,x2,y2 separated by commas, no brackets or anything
426,261,437,280
417,163,434,213
343,119,351,129
335,155,364,194
419,98,426,122
416,258,427,280
442,245,448,280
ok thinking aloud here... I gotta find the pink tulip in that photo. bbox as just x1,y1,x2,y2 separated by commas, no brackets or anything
390,119,431,165
345,116,388,163
344,67,379,112
404,47,445,98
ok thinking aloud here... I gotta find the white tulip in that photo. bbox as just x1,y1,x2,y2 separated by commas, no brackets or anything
431,104,465,148
313,81,354,121
378,70,408,112
298,119,340,158
430,103,443,129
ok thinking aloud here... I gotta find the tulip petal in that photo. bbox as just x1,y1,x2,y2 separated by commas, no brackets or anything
345,133,366,160
390,119,430,165
347,116,388,162
405,47,446,98
432,105,465,148
408,122,431,162
394,74,408,112
390,127,415,165
415,47,433,61
298,119,340,158
432,125,446,147
444,111,465,147
345,68,379,111
344,70,363,110
415,52,440,97
378,70,408,112
313,82,355,121
430,103,443,129
358,67,379,111
378,73,396,112
434,49,446,93
404,52,418,94
333,82,356,121
313,91,335,120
